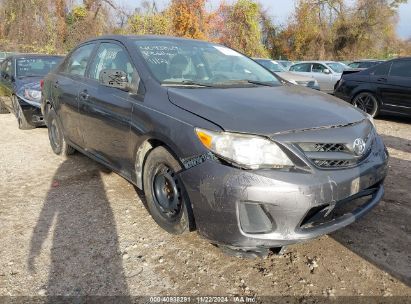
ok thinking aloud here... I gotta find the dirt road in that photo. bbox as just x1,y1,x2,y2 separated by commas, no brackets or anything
0,113,410,299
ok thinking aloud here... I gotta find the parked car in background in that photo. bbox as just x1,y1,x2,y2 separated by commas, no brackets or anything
289,61,348,93
276,60,294,70
42,35,388,257
335,57,411,117
0,52,18,63
347,60,385,70
254,58,319,90
0,54,63,128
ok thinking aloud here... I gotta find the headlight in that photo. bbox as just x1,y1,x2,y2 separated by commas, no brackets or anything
24,89,41,102
17,82,42,105
195,128,294,169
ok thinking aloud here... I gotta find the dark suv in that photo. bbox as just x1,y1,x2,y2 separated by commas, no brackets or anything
335,57,411,117
42,35,388,256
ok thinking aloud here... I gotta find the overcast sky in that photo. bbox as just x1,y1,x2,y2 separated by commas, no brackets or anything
117,0,411,40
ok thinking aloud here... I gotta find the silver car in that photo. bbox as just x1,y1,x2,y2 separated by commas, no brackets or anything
289,61,348,93
254,58,320,90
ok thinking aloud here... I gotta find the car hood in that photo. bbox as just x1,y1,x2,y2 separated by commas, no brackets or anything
167,85,366,136
276,72,315,82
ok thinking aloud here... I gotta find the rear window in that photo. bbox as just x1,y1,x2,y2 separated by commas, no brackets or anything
16,57,61,78
389,60,411,78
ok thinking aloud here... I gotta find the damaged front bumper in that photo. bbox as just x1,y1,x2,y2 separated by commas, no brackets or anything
179,135,388,250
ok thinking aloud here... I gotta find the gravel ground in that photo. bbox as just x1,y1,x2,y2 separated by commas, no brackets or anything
0,112,410,300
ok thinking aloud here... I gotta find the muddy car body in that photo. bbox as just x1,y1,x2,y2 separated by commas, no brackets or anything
42,35,388,255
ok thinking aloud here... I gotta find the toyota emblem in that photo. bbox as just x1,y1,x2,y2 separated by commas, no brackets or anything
353,138,366,156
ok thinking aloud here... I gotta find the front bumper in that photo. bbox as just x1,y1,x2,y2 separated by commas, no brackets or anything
18,98,45,126
179,135,388,250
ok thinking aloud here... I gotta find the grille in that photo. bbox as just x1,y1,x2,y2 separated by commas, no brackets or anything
313,143,346,152
313,159,352,168
296,133,373,169
298,142,349,153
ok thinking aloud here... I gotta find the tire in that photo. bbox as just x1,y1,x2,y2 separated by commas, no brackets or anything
143,146,194,234
14,98,35,130
0,99,10,114
352,92,380,117
47,109,75,156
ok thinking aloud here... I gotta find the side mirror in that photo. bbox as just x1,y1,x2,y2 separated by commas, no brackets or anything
99,69,129,91
323,69,331,74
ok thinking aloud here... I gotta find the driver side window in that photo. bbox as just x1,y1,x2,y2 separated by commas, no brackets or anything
312,63,326,73
88,43,137,85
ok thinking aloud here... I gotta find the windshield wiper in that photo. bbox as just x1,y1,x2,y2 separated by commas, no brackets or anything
162,80,214,88
242,80,274,87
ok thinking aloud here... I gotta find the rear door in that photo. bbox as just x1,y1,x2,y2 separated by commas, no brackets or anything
79,41,138,176
53,43,96,147
383,60,411,115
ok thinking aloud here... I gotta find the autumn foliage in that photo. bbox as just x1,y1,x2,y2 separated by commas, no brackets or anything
0,0,409,59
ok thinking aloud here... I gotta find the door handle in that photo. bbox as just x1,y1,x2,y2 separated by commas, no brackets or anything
377,77,387,83
79,90,89,101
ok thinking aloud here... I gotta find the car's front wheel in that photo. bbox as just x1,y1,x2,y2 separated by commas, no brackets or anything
352,92,380,117
143,146,194,234
47,109,75,156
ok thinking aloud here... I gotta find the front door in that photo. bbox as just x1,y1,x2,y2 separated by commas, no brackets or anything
79,41,137,177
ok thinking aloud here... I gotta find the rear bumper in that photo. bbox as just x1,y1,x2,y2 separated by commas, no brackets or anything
179,136,388,250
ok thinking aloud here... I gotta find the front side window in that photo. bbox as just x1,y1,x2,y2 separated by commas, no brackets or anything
372,62,391,76
133,39,281,87
16,57,61,78
312,63,327,73
63,43,95,77
289,63,311,72
88,43,136,85
390,60,411,78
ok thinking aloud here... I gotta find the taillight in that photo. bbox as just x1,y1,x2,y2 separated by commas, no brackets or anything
40,79,44,90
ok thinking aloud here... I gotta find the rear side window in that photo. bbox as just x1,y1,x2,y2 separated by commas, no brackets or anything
289,63,311,72
88,43,136,85
371,62,391,76
390,60,411,78
62,43,95,77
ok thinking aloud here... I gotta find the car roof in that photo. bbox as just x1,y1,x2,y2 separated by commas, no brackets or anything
82,34,213,45
6,53,64,60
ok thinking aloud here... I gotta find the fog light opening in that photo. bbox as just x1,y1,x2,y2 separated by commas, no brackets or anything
238,202,275,234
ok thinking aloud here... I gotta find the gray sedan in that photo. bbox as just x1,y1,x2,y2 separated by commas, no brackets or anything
289,61,348,93
254,58,320,90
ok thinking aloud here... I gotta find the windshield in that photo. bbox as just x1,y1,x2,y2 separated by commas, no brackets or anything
16,57,62,78
133,39,281,87
256,60,285,73
326,62,347,73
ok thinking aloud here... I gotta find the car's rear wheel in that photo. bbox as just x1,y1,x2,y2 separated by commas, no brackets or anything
14,98,35,130
47,109,75,156
352,92,380,117
143,146,193,234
